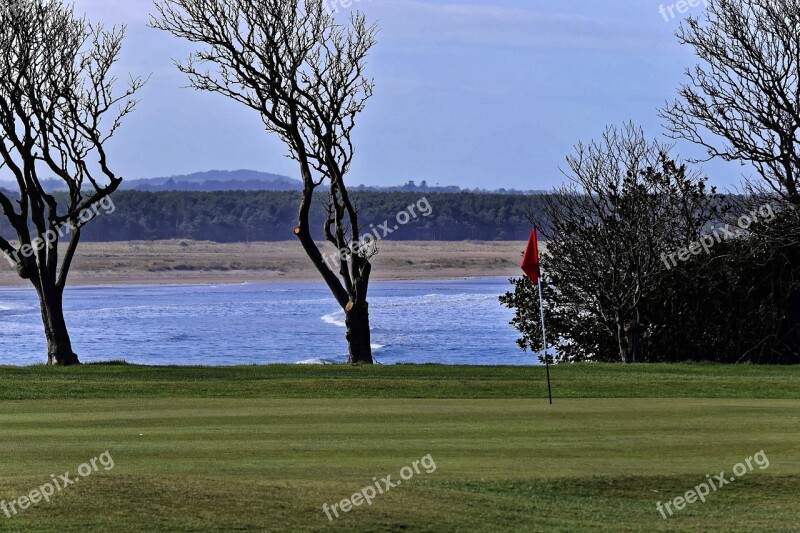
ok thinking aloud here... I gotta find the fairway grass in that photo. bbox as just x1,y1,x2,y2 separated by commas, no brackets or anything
0,365,798,531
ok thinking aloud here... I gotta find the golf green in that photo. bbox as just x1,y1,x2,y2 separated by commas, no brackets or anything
0,364,797,531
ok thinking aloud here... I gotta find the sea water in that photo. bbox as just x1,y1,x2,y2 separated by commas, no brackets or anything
0,278,533,366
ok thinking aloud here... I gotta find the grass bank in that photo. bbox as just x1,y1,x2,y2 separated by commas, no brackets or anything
0,362,798,400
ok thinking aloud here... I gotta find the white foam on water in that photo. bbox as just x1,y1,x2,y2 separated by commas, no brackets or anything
0,303,29,312
295,358,338,365
321,310,346,327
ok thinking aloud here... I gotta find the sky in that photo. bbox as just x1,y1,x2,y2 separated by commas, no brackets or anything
65,0,745,191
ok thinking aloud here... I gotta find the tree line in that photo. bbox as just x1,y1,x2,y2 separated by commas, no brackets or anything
0,190,541,243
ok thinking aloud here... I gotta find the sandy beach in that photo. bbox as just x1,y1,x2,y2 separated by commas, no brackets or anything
0,240,526,286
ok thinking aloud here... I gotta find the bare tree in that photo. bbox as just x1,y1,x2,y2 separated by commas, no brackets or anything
152,0,378,363
531,124,717,363
661,0,800,205
0,0,143,365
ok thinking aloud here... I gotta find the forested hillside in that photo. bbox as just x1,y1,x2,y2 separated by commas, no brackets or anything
0,190,543,242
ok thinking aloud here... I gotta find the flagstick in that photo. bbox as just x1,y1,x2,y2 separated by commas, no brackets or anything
537,276,553,405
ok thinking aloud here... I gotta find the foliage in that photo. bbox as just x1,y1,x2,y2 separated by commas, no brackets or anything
502,124,721,363
503,188,800,364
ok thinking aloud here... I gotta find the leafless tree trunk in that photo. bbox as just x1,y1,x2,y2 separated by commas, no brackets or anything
0,0,143,365
152,0,378,363
616,311,627,364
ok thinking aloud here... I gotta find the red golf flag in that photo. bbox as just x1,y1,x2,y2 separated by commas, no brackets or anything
521,228,541,283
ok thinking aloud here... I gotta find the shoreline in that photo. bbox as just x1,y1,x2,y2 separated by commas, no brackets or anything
0,273,513,289
0,240,525,287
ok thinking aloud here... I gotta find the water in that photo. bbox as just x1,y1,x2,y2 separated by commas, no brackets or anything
0,278,533,366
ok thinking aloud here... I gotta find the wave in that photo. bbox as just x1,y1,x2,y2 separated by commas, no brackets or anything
371,343,386,350
0,303,31,312
295,358,339,365
321,310,346,327
381,293,500,306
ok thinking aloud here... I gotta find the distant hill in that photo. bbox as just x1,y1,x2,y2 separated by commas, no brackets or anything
123,174,544,194
0,170,303,193
0,172,545,194
120,170,303,192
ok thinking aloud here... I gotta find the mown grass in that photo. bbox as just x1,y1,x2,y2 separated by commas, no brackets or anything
0,363,798,400
0,364,798,532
